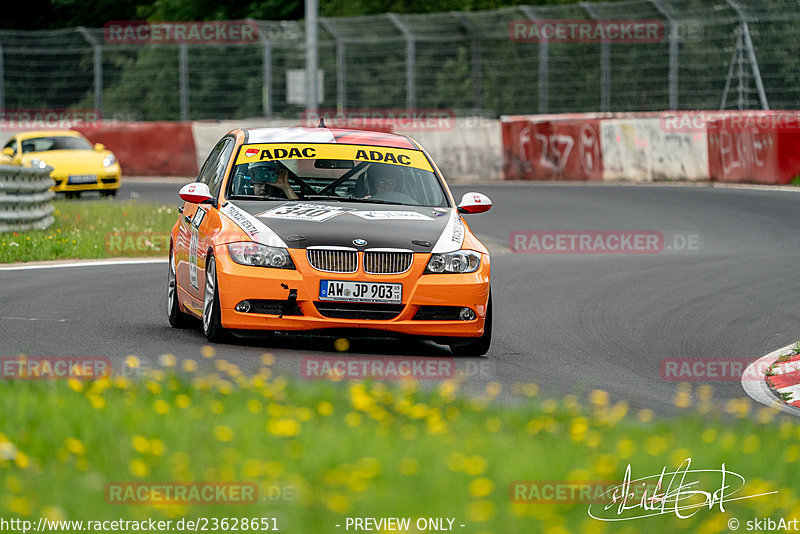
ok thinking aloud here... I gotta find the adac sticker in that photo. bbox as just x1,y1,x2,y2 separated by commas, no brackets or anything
234,143,433,172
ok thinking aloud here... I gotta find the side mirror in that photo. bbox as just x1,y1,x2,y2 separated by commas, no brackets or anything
179,182,214,204
457,192,492,214
1,148,13,157
94,143,106,151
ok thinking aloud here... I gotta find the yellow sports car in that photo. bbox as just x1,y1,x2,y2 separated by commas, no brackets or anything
0,130,121,197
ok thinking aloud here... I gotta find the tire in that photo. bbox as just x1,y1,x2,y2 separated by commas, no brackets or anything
449,292,492,357
202,254,229,342
167,248,193,328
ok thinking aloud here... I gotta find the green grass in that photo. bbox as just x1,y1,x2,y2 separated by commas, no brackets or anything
1,353,799,532
0,200,176,263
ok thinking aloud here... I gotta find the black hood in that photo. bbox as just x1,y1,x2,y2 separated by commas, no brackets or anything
226,200,452,252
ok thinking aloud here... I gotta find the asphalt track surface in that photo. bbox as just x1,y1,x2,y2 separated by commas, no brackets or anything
4,181,800,415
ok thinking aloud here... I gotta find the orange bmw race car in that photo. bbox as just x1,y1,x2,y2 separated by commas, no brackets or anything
169,127,493,355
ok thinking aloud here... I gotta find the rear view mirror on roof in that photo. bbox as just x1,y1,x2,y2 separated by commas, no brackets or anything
314,159,355,169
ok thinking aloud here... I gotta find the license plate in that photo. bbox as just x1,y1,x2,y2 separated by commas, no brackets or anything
319,280,402,304
68,174,97,184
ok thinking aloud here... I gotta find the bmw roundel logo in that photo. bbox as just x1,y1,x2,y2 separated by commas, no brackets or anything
353,238,367,246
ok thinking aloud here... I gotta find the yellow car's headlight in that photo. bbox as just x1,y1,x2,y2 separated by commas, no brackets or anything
103,154,117,167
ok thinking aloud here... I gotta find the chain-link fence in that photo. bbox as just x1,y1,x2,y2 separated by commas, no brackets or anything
0,0,798,121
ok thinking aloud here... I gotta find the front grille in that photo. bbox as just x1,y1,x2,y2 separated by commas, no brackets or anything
307,248,357,273
413,306,464,321
314,302,404,320
101,177,118,184
364,251,413,274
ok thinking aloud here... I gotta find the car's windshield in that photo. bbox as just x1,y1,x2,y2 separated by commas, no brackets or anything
227,144,449,207
20,136,92,153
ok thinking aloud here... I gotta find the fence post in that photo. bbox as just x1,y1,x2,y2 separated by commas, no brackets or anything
320,19,347,114
305,0,319,115
519,7,548,114
179,44,189,121
581,3,609,112
387,14,416,112
258,24,273,119
648,0,679,109
0,43,4,114
452,12,482,116
77,27,103,116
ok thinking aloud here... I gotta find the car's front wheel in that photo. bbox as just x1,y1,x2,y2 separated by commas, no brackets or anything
167,248,193,328
203,253,229,342
449,292,492,357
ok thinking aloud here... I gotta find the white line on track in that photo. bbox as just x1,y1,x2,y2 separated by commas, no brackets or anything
0,258,167,271
0,316,66,322
742,343,800,417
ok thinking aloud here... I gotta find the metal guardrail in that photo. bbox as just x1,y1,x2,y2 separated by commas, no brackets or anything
0,165,55,233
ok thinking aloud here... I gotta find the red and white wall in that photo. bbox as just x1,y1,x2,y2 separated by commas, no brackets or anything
501,110,800,184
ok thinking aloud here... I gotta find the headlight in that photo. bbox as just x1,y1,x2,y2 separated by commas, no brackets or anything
29,158,48,169
103,154,117,167
227,242,295,269
424,250,481,273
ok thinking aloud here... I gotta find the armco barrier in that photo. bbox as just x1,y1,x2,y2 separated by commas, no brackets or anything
501,116,603,181
0,165,55,233
75,122,198,177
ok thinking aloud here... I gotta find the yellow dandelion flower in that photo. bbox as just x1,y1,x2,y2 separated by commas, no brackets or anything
669,448,693,467
485,417,501,433
247,399,262,413
242,459,261,478
317,401,334,416
150,439,165,456
616,438,635,459
210,400,224,414
176,394,191,409
485,382,502,396
41,506,66,522
132,435,150,454
541,399,558,413
88,395,106,410
261,353,274,365
181,359,197,372
159,354,177,367
637,409,654,423
67,379,83,392
8,496,31,516
645,436,668,456
153,399,170,415
466,500,495,522
65,438,85,456
741,434,759,454
201,345,215,358
325,493,350,513
124,355,140,369
398,458,419,476
214,425,235,442
344,412,361,427
129,458,148,477
14,452,30,469
465,455,488,476
785,444,800,463
267,419,301,437
469,477,494,498
589,389,609,407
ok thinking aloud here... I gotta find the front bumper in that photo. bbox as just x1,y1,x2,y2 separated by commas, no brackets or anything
51,168,121,192
215,245,490,338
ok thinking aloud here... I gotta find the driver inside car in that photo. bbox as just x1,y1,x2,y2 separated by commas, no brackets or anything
363,162,406,199
249,161,299,199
